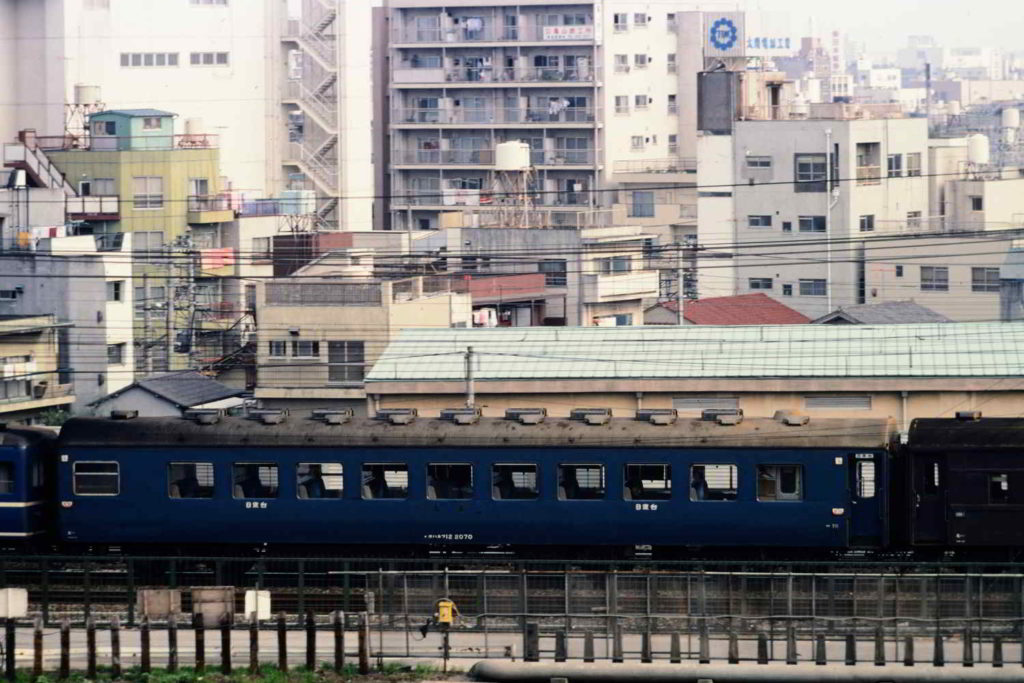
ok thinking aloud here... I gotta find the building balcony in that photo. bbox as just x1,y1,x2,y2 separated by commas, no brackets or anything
0,376,74,416
392,24,595,46
740,102,906,122
393,147,594,167
66,195,119,220
856,166,882,186
611,157,697,182
450,273,553,304
581,271,661,303
392,107,598,126
35,133,218,152
392,66,599,87
188,195,235,224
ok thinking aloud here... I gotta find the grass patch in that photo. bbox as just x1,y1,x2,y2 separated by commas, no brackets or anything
15,662,457,682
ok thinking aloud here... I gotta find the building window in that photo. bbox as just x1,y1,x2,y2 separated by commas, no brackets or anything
887,153,902,177
782,284,793,296
895,265,904,277
291,340,320,357
920,266,949,291
747,156,772,169
633,12,648,27
970,195,984,211
630,135,644,150
297,463,343,499
757,465,803,501
907,211,922,229
630,191,655,217
232,463,279,499
798,215,826,232
615,96,629,114
558,464,605,500
362,463,409,499
132,176,164,209
799,279,827,296
598,256,631,274
634,54,648,69
427,463,473,500
106,343,125,365
614,54,629,72
73,462,119,496
168,463,215,498
747,215,772,228
106,280,124,302
794,153,827,192
327,340,365,383
855,142,881,185
624,464,671,500
252,236,272,261
635,94,649,109
668,134,678,155
690,464,737,501
539,259,567,286
859,214,875,232
906,152,922,177
132,231,164,263
268,341,287,357
749,278,773,290
972,267,1000,292
85,178,115,195
613,13,628,31
667,54,677,72
190,52,229,66
120,52,179,67
142,117,161,130
667,94,677,114
805,395,872,410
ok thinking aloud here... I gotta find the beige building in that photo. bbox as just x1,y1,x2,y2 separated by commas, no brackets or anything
365,322,1024,431
254,250,472,414
0,314,75,424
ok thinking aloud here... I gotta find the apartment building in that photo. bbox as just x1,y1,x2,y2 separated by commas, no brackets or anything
382,0,698,234
0,315,75,425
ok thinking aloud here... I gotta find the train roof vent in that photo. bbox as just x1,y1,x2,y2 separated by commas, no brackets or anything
505,407,547,425
701,408,743,421
636,408,678,426
184,409,221,425
311,408,353,425
773,410,809,426
956,410,982,421
571,407,612,426
249,409,287,425
440,407,481,425
110,410,138,420
376,408,417,425
716,413,743,426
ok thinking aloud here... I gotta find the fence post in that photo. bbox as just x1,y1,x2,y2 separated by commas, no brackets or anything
305,611,316,671
59,618,70,680
168,612,178,673
815,634,826,665
333,610,344,673
670,632,681,664
641,631,652,663
993,635,1003,668
584,631,595,663
249,612,260,676
358,613,371,675
524,622,539,662
194,613,205,674
6,617,16,682
85,616,96,679
933,631,945,667
221,615,232,675
874,625,885,666
140,616,151,674
904,634,914,666
612,622,623,663
844,633,856,665
728,628,740,664
555,631,567,662
110,616,121,679
757,632,769,664
785,623,797,665
277,612,287,672
33,616,43,679
963,626,974,667
698,620,710,664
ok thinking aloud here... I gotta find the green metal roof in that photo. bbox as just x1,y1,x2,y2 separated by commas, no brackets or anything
365,322,1024,383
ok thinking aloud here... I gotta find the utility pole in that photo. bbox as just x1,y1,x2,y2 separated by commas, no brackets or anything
675,242,685,325
165,242,175,372
142,272,152,375
464,346,475,409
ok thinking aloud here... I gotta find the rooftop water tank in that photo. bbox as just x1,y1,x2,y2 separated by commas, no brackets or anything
495,141,531,171
967,133,990,165
1002,107,1020,129
73,84,101,105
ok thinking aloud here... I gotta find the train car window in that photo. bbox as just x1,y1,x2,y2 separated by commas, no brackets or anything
232,463,279,499
0,463,12,495
168,463,214,499
297,463,343,499
624,464,671,500
989,473,1010,504
73,462,120,496
362,464,408,499
558,464,605,500
690,464,737,501
427,464,473,500
856,461,876,498
492,464,539,500
31,460,43,490
757,465,803,501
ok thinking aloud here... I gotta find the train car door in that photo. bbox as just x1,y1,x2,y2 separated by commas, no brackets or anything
912,455,946,544
849,453,883,546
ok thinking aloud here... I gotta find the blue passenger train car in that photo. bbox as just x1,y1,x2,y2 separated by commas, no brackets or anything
55,412,892,553
0,426,54,542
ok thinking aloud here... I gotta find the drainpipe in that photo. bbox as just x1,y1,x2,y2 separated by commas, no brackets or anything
900,390,909,434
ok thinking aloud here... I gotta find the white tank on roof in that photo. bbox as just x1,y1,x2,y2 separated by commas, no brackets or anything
495,141,531,171
967,133,990,165
73,84,101,105
1002,107,1020,129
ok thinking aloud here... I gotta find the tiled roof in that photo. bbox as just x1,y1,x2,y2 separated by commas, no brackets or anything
654,294,810,325
365,322,1024,382
812,301,952,324
91,371,241,409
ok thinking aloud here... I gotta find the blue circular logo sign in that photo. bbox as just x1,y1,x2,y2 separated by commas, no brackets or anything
709,17,738,51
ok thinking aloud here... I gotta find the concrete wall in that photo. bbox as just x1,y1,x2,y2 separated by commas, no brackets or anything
91,387,181,418
0,0,66,143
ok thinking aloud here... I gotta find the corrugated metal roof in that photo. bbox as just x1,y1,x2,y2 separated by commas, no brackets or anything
365,322,1024,382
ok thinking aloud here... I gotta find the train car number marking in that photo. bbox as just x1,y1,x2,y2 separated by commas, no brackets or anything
634,504,659,511
245,502,269,509
424,533,473,541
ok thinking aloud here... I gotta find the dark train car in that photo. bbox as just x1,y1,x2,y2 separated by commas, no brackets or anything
56,412,893,553
908,417,1024,548
0,425,55,542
